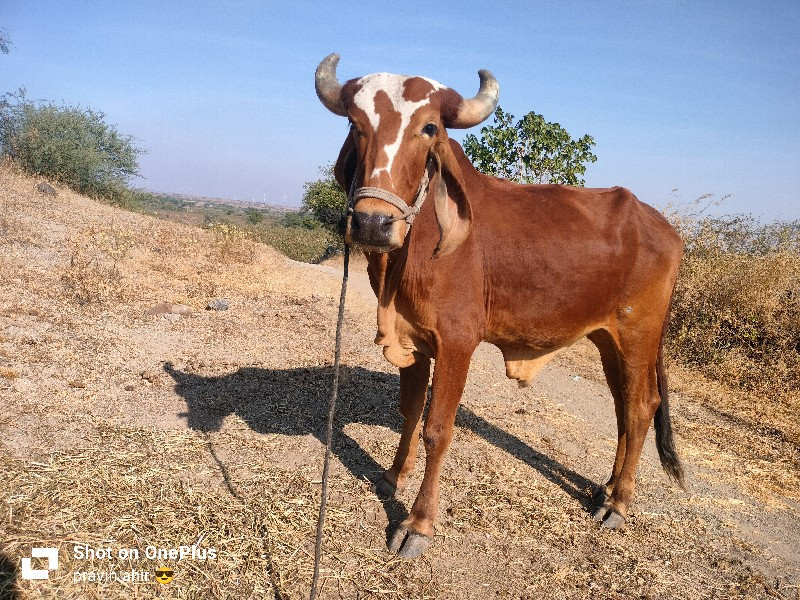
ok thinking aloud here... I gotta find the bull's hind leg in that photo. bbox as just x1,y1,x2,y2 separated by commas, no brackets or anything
590,326,663,529
588,329,626,511
375,357,431,498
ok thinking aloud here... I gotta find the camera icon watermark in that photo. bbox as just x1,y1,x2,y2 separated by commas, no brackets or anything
21,548,59,580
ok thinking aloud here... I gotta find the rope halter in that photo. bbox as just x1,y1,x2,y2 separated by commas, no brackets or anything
347,154,437,236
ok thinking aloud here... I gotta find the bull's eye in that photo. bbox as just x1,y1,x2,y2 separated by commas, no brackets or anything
422,123,438,137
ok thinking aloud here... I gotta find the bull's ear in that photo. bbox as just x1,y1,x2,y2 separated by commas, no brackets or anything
432,140,472,258
333,133,357,194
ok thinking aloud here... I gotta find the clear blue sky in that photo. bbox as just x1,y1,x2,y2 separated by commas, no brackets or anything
2,1,798,218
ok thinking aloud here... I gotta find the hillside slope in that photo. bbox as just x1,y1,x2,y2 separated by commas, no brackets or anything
1,165,798,599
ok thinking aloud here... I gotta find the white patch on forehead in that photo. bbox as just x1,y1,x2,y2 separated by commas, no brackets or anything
353,73,445,183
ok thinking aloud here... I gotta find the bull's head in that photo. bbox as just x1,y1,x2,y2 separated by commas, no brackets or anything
315,54,499,257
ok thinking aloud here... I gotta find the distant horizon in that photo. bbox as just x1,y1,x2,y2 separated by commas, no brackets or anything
141,187,297,210
141,187,301,208
137,182,793,224
2,1,798,220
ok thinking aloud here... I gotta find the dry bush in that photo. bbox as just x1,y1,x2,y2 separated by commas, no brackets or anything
203,222,256,265
184,279,220,302
0,196,18,239
666,206,800,399
60,225,136,305
142,225,202,279
0,159,34,243
145,224,200,258
0,174,18,236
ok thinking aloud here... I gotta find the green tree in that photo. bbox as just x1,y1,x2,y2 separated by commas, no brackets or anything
281,211,320,230
463,107,597,186
301,164,347,230
0,28,12,54
0,89,144,199
245,207,265,225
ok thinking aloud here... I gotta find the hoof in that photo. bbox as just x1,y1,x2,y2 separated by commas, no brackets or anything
372,476,398,499
388,525,431,558
602,511,625,530
592,505,626,530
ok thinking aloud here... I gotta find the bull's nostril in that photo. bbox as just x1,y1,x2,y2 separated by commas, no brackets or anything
352,211,398,246
354,211,392,229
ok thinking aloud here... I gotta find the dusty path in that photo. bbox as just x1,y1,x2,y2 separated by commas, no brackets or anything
1,168,799,599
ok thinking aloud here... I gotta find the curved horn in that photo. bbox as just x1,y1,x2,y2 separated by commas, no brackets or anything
315,53,347,116
449,69,499,129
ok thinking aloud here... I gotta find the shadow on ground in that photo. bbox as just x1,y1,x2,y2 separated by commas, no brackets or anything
0,550,20,600
164,363,596,537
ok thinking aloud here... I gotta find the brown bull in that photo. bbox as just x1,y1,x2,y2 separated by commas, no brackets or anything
315,54,685,558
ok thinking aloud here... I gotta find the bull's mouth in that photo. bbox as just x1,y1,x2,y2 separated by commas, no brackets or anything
346,210,406,253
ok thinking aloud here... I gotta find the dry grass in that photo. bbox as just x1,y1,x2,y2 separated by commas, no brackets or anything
662,205,800,454
0,367,18,380
668,212,800,396
59,226,136,305
2,425,279,599
203,222,257,265
0,160,45,247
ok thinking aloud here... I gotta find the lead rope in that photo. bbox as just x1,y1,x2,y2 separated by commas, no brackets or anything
310,155,434,599
310,169,358,600
310,241,349,600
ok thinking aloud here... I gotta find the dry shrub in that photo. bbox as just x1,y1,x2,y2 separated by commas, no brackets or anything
667,208,800,398
204,222,256,265
0,177,18,237
60,225,136,305
146,225,200,258
0,159,34,243
0,367,18,380
0,199,18,240
143,225,201,278
183,279,216,298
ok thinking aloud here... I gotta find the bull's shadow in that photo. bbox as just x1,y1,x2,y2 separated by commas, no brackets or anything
0,549,21,600
164,362,596,534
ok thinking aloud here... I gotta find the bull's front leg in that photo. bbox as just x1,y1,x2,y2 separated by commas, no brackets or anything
388,345,474,558
376,357,431,498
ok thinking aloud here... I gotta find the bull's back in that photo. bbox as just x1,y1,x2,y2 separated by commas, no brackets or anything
476,179,680,348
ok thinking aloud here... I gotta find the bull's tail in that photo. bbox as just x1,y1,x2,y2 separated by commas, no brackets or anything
654,296,686,489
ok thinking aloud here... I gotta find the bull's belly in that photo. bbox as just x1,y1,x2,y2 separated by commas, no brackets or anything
485,319,606,387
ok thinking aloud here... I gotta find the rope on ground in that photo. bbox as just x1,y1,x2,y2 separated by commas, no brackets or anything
310,243,350,600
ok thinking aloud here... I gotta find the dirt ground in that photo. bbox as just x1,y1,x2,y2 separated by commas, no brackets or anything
1,166,799,599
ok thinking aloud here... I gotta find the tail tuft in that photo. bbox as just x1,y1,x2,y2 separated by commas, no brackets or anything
654,332,686,489
654,402,686,489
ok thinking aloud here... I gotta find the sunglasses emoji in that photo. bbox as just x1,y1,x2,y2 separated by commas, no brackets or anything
154,567,174,584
